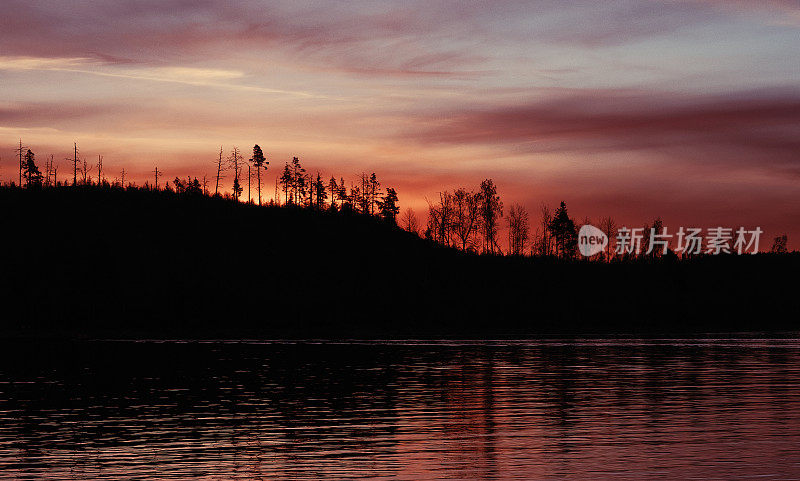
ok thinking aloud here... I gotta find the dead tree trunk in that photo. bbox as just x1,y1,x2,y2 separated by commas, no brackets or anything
15,139,26,187
72,143,78,186
215,146,223,195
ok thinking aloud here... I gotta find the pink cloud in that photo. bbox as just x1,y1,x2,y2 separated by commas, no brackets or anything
404,88,800,174
3,0,793,78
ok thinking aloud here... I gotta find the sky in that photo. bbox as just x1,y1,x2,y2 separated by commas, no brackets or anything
1,0,798,248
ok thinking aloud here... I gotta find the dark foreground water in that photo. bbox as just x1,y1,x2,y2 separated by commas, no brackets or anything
1,339,799,480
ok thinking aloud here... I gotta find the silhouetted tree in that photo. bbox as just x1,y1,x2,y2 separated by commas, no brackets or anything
96,155,104,185
292,157,306,205
339,180,355,213
507,203,529,256
249,144,268,205
532,203,553,256
377,187,399,224
280,163,292,204
549,201,577,258
15,139,27,186
401,208,419,234
427,191,453,246
173,176,202,195
328,176,339,210
44,154,56,187
351,183,364,214
479,179,503,254
451,188,482,251
228,147,244,201
598,216,616,260
22,150,43,188
771,234,788,253
338,177,348,209
369,172,380,215
232,177,242,200
214,146,224,196
278,157,306,205
312,172,327,210
81,158,93,185
355,173,370,214
68,142,79,186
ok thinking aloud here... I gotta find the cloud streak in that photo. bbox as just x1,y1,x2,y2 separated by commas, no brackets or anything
0,1,489,77
2,0,795,80
405,88,800,173
0,56,325,98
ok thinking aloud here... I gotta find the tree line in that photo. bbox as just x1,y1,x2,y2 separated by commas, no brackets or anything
415,185,791,258
6,139,791,256
418,183,578,257
5,141,402,223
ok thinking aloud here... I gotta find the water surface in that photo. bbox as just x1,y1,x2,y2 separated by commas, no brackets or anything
1,339,799,479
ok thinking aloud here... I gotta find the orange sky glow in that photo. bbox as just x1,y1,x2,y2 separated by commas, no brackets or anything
2,1,798,248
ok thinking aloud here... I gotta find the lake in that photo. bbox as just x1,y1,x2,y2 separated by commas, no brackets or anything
1,339,799,479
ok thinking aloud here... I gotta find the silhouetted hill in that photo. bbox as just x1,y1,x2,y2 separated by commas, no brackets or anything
1,185,797,338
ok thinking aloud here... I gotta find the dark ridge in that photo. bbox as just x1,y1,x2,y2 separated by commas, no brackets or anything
1,185,797,339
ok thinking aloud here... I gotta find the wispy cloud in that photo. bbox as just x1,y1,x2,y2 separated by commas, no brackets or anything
0,56,93,70
0,1,795,81
0,56,322,98
404,87,800,173
0,1,488,78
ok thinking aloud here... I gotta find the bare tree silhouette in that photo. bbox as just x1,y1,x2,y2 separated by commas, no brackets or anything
44,154,56,187
81,158,93,185
401,208,419,235
66,142,79,186
598,216,616,260
214,146,224,196
479,179,503,254
507,204,529,256
427,191,453,246
15,139,27,186
532,203,553,257
96,155,104,185
451,188,482,251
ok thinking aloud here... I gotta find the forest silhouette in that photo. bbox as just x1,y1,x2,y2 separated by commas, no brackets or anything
2,143,798,338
